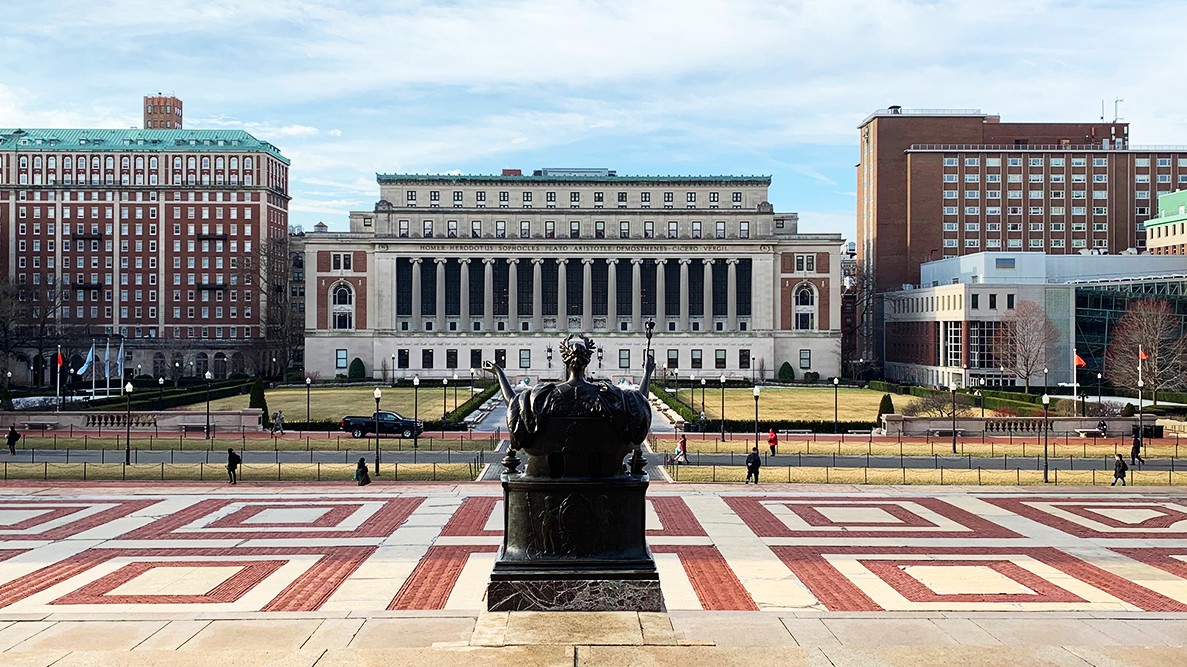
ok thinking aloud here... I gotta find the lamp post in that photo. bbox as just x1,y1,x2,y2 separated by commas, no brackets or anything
1041,393,1050,483
1138,379,1145,454
174,361,180,388
412,375,420,449
979,377,986,419
124,382,133,465
442,377,449,420
949,381,958,454
305,377,312,425
833,377,840,433
374,387,382,474
751,356,756,384
136,363,141,380
157,377,164,411
390,354,396,388
719,374,726,442
546,345,553,370
452,372,459,412
1097,372,1103,407
752,386,760,450
673,368,679,407
1043,366,1049,397
469,367,476,400
597,346,603,370
203,371,213,439
700,377,706,413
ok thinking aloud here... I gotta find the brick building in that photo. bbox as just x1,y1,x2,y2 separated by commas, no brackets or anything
302,169,845,383
0,128,291,385
143,95,183,130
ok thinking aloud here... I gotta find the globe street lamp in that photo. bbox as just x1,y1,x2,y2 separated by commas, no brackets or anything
452,372,459,412
442,377,449,420
469,367,476,400
1043,366,1049,397
174,361,181,388
1041,393,1051,483
700,377,706,413
833,376,840,434
412,375,420,449
204,371,213,439
374,387,382,475
719,374,727,442
979,377,987,419
124,382,134,465
305,377,312,425
1097,372,1103,407
390,354,396,388
949,381,958,454
157,376,164,411
546,345,553,370
752,386,761,450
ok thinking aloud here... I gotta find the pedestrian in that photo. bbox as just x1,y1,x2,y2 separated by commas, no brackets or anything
276,410,285,435
1097,419,1108,437
354,458,372,486
698,410,707,430
768,428,778,456
5,425,19,456
745,446,761,484
226,447,241,485
1111,453,1129,486
675,434,688,464
1131,430,1145,466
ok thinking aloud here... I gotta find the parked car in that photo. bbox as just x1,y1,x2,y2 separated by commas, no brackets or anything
340,411,423,439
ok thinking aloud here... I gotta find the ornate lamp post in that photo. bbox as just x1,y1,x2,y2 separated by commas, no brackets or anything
124,382,134,465
752,386,760,450
673,367,679,407
597,346,604,370
271,357,276,382
546,345,553,370
203,370,213,439
1041,393,1050,483
305,377,312,424
719,374,726,442
157,377,164,411
700,377,706,413
374,387,382,474
173,361,180,388
412,375,420,449
390,354,396,388
949,381,958,454
832,376,840,434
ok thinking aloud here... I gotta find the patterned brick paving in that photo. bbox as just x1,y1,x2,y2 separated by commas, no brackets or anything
0,490,1186,614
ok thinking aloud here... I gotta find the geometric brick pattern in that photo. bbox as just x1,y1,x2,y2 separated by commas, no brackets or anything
2,490,1187,614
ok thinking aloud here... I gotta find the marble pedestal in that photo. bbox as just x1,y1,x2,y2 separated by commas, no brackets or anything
486,474,664,612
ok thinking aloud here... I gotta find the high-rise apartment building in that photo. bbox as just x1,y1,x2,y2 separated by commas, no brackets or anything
143,95,183,130
0,128,290,384
855,106,1187,294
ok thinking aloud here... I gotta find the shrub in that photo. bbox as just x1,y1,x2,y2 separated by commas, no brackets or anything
249,378,269,425
348,357,366,380
803,371,820,382
777,362,795,382
876,394,894,422
1121,403,1136,417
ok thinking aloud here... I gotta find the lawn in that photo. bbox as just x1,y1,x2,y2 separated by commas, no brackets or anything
192,385,483,422
665,386,918,423
664,465,1187,486
655,435,1178,458
0,462,476,482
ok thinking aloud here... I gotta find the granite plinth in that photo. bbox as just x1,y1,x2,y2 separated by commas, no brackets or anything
487,578,665,612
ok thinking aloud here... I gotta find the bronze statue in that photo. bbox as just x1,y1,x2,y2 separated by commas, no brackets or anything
485,333,654,478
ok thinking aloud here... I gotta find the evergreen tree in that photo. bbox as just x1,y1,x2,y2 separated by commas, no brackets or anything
777,361,794,381
249,378,269,426
876,393,895,422
348,357,366,380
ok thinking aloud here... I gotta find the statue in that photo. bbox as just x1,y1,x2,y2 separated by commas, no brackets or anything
483,329,664,612
484,333,654,478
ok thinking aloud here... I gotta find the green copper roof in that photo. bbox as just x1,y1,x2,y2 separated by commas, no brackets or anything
1146,190,1187,228
0,128,289,164
376,173,771,185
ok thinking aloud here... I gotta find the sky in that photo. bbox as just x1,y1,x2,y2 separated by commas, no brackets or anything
3,0,1187,240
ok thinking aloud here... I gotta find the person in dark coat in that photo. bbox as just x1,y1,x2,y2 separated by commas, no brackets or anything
1131,431,1145,466
354,458,371,486
1097,420,1108,437
745,446,762,484
6,426,19,456
1111,453,1129,486
226,447,241,485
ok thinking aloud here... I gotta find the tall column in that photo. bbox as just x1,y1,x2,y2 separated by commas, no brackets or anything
532,259,544,331
655,259,667,331
557,259,568,331
410,258,423,331
631,259,642,331
435,258,447,332
483,259,495,332
678,258,690,332
702,259,714,331
581,258,594,332
726,259,738,331
507,258,519,332
459,259,471,332
607,259,618,332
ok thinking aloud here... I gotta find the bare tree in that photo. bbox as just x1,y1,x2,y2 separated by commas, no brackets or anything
239,235,302,380
0,278,34,371
1104,298,1187,405
994,300,1058,394
848,260,883,377
900,391,974,418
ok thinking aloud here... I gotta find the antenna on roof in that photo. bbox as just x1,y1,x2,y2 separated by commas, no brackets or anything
1113,98,1124,123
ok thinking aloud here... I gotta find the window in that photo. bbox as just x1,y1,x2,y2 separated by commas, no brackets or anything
335,349,348,369
332,253,352,271
943,158,958,166
971,294,979,309
944,174,958,183
691,221,701,238
519,349,531,369
569,221,580,238
799,349,811,370
715,221,725,239
618,349,631,369
690,349,702,369
667,221,678,238
423,220,434,237
739,221,749,238
793,284,816,330
1006,294,1015,309
989,294,997,309
794,254,815,272
666,349,679,368
422,349,434,369
331,283,354,330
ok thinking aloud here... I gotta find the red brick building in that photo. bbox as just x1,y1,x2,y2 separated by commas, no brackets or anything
143,95,183,130
0,128,290,384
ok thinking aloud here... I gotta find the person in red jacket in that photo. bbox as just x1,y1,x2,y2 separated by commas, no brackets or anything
767,428,778,456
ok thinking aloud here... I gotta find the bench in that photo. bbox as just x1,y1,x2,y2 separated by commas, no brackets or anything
22,420,59,431
847,429,876,435
782,429,813,436
928,428,965,438
1074,428,1109,438
179,423,208,434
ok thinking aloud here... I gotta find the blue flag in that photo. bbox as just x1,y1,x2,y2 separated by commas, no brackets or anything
117,340,125,379
77,343,95,376
103,340,111,379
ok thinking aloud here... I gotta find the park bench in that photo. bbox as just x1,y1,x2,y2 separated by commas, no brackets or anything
928,428,965,438
178,423,208,434
782,429,813,436
1074,428,1109,438
21,420,59,431
847,429,876,435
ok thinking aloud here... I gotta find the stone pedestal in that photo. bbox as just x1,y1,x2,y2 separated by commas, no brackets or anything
486,474,664,612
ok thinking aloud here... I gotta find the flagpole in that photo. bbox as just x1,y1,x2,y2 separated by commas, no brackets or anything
91,341,96,399
55,344,61,412
1072,347,1078,404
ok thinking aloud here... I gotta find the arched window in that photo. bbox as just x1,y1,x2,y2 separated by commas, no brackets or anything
149,157,158,169
213,352,228,379
216,157,224,169
63,156,72,169
173,157,182,169
331,283,354,330
135,156,144,169
47,156,55,169
152,352,167,378
195,352,209,376
187,157,196,169
230,157,238,169
18,156,27,168
33,156,41,168
105,156,114,169
793,283,816,330
244,157,253,169
121,157,130,168
201,157,210,169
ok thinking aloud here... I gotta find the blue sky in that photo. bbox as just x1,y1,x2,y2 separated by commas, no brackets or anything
3,0,1186,240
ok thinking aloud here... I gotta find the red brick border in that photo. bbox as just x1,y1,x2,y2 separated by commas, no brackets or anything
0,546,374,612
648,497,708,537
725,496,1019,539
771,545,1187,612
651,544,756,610
440,497,501,537
204,504,359,530
388,544,499,610
793,503,937,528
861,559,1086,604
1112,548,1187,582
51,559,286,605
0,499,160,541
119,497,422,540
981,497,1187,539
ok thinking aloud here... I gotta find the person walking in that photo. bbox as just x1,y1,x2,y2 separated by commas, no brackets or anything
1111,453,1129,486
354,458,372,486
226,447,242,485
1096,419,1108,437
745,446,761,484
675,434,688,464
276,410,285,435
1131,429,1145,466
767,428,778,456
5,425,19,456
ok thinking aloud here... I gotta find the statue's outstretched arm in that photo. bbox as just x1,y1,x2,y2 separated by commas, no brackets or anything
638,350,655,392
483,360,515,404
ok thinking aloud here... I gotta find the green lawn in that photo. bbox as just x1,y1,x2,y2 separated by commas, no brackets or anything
666,386,916,423
192,385,482,422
